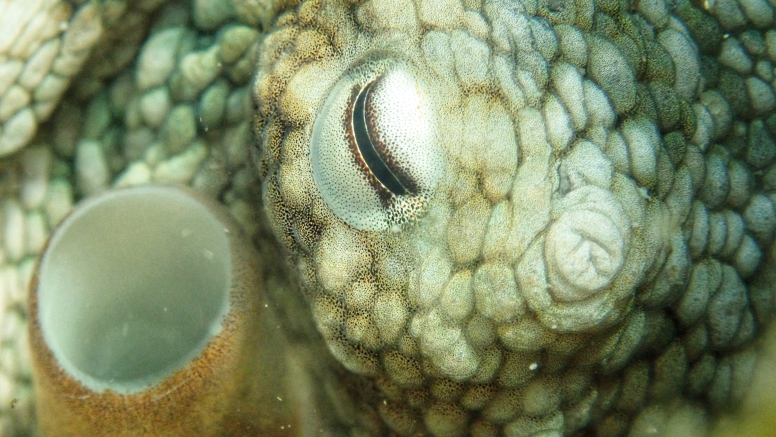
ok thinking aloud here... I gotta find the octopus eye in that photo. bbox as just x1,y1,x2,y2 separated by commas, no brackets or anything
352,80,414,196
311,60,442,231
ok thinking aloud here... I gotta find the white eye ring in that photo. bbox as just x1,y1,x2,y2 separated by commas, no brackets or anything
310,58,443,231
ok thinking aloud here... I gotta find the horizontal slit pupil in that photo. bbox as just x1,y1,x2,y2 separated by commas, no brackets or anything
353,81,411,196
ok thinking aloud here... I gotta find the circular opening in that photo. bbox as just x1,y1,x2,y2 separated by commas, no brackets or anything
37,186,232,393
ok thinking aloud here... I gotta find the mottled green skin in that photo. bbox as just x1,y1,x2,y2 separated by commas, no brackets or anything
253,0,776,435
1,0,776,435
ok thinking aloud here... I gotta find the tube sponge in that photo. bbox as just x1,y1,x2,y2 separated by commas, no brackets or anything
35,185,232,393
29,185,303,437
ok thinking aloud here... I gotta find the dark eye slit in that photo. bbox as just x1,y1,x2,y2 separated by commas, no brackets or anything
352,81,411,196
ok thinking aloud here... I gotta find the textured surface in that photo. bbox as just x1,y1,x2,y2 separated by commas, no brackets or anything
0,0,775,435
252,0,776,435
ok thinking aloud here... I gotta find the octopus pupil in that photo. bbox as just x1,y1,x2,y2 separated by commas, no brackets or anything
353,81,411,196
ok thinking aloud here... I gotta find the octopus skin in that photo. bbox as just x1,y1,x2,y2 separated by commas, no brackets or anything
0,0,776,435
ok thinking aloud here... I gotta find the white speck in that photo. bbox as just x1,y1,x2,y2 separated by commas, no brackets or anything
276,396,282,401
529,362,538,371
551,324,558,330
203,250,214,260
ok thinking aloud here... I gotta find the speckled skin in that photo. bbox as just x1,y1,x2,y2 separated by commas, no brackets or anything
1,0,776,435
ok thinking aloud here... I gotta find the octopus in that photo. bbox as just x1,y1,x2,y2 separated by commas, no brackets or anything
1,0,776,435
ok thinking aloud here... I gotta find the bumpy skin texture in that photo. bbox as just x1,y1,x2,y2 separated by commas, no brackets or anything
0,0,177,157
1,0,776,435
253,0,776,435
0,0,95,157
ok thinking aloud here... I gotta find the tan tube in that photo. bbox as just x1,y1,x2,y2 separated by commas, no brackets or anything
28,185,301,437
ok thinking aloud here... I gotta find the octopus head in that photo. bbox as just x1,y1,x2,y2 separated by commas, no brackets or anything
252,0,775,435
